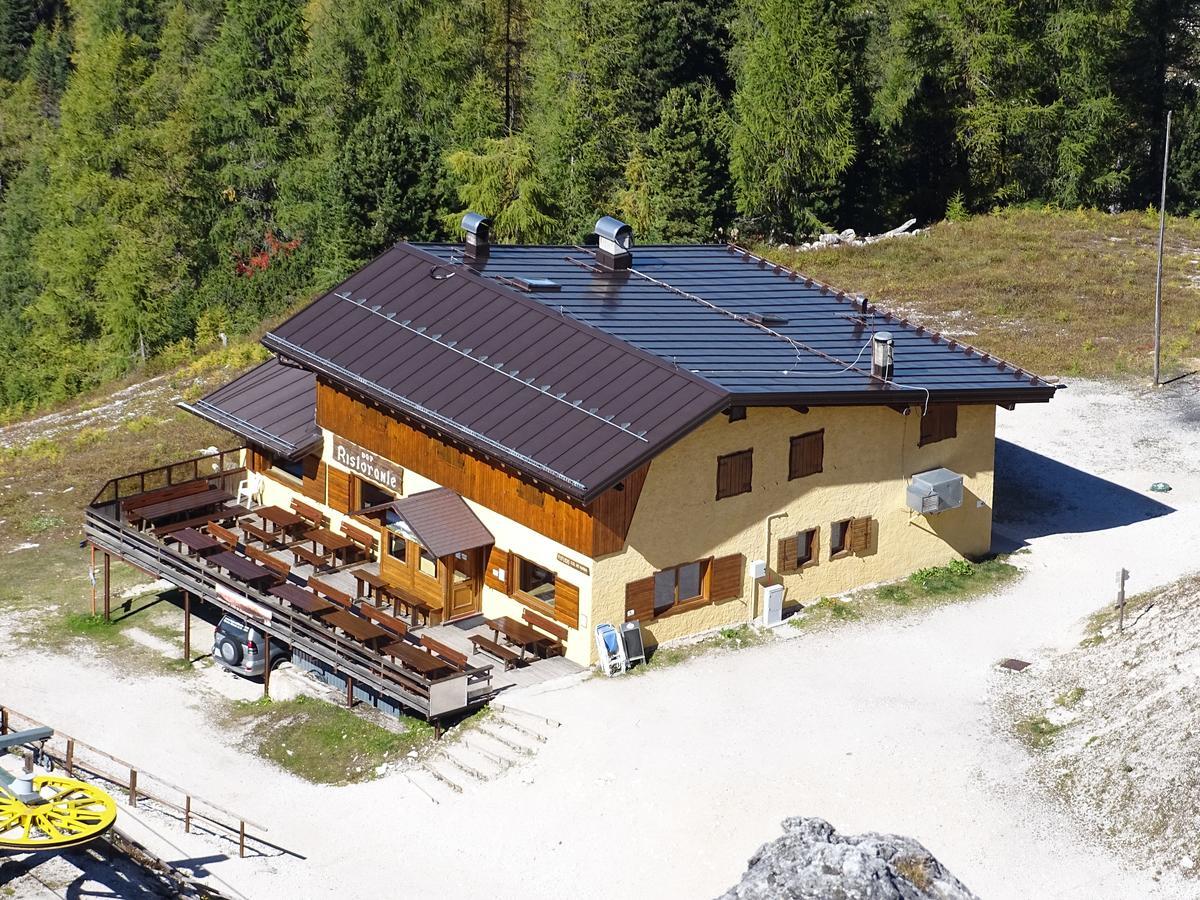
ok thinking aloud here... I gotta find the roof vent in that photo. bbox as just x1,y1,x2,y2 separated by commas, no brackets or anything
747,312,789,328
461,211,491,261
594,216,633,271
512,276,561,293
872,331,894,380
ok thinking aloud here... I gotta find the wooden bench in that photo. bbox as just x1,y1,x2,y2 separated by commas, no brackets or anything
290,543,330,571
469,634,522,670
359,603,408,639
239,518,276,547
244,545,290,585
207,522,239,550
122,479,210,516
340,522,378,561
308,576,354,610
290,498,326,529
522,609,568,657
153,505,249,538
420,635,468,671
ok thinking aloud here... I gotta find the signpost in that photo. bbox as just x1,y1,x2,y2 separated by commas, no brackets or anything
1116,567,1130,633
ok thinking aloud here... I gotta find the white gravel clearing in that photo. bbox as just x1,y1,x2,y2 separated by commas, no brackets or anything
4,378,1200,899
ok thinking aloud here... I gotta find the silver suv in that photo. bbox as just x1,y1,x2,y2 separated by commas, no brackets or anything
212,615,288,678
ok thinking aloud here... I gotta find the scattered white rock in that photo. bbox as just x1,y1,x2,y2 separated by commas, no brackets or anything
7,542,38,553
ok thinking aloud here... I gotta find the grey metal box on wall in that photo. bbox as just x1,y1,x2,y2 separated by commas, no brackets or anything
907,468,964,514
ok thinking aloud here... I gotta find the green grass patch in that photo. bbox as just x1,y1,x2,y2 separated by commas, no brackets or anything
1056,686,1086,708
23,513,65,535
1016,714,1064,750
227,695,436,785
790,557,1020,630
636,624,770,674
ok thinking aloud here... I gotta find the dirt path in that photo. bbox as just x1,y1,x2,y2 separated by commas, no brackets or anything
4,379,1198,899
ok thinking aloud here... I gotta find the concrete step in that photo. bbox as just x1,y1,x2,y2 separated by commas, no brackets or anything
418,760,463,794
438,747,492,782
476,723,538,756
492,712,549,743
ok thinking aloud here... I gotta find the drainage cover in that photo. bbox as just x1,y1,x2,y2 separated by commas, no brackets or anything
998,658,1031,672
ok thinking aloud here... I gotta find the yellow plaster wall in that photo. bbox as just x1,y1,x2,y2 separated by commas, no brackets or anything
591,404,997,653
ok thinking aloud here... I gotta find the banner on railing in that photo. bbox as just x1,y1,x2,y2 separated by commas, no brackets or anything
216,586,273,623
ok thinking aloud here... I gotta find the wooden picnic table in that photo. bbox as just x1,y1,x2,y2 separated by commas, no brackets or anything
305,528,354,568
351,567,387,601
383,640,454,678
324,609,390,647
489,615,553,659
269,583,335,617
257,505,304,536
376,580,434,627
134,488,234,524
209,550,278,590
170,527,223,558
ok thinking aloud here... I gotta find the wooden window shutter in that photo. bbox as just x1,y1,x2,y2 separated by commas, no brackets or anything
789,430,824,480
625,576,655,622
716,449,753,500
848,517,872,554
555,578,580,628
485,546,509,592
919,404,958,446
327,468,352,513
709,553,744,601
301,458,326,503
777,535,799,574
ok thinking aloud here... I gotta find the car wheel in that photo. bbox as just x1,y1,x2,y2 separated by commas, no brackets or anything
218,637,242,666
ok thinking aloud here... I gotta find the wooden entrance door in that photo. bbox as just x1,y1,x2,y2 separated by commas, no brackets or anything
446,548,483,620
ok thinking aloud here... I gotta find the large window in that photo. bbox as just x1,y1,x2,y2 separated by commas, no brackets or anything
789,430,824,480
356,477,393,509
515,555,556,606
716,449,753,500
653,559,708,614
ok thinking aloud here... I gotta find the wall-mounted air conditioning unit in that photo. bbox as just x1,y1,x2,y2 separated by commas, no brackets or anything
907,468,964,515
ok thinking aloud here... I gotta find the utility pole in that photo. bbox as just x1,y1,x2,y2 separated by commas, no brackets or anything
1116,567,1130,633
1154,110,1172,387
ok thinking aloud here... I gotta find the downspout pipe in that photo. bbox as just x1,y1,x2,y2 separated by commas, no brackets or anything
753,511,789,624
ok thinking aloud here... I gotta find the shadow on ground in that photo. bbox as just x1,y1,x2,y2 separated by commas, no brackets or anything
992,439,1174,551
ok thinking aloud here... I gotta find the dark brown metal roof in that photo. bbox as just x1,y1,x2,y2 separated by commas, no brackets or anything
180,358,319,459
263,243,730,502
391,489,494,558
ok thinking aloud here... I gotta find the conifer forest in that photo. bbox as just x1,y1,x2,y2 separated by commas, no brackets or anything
0,0,1198,410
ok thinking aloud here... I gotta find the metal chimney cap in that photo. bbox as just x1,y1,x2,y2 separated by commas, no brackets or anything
461,212,491,239
595,216,633,250
874,331,894,343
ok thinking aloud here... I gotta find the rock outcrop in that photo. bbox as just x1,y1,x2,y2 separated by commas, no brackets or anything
719,817,978,900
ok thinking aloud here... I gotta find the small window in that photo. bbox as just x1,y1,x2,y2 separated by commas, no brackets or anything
778,528,818,574
452,551,471,584
919,404,957,446
387,532,406,562
516,555,556,605
796,529,817,566
789,430,824,480
356,477,393,509
418,546,438,578
716,449,753,500
831,519,852,557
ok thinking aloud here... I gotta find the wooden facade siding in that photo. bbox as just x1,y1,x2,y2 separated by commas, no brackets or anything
716,449,753,500
555,578,580,629
788,430,824,480
590,463,649,557
919,404,958,446
318,380,607,556
301,458,327,504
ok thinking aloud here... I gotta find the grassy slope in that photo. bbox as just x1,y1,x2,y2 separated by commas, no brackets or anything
761,207,1200,379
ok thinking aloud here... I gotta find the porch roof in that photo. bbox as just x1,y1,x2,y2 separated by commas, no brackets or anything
180,358,320,460
362,488,495,559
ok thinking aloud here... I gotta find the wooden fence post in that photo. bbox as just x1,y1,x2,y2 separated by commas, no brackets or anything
0,707,8,735
90,545,97,616
103,553,111,622
129,768,138,807
65,739,74,774
239,820,246,858
184,796,191,833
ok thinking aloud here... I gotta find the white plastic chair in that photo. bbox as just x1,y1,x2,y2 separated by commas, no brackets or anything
236,471,263,507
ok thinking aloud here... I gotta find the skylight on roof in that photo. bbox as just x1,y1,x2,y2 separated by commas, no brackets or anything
513,277,561,292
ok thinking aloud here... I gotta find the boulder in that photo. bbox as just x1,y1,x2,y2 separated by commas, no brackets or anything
719,817,978,900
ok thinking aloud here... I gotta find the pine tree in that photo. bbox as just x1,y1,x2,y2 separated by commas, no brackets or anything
730,0,856,236
445,134,555,242
0,0,37,81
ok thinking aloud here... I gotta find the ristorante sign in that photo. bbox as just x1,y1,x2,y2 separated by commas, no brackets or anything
332,437,403,492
